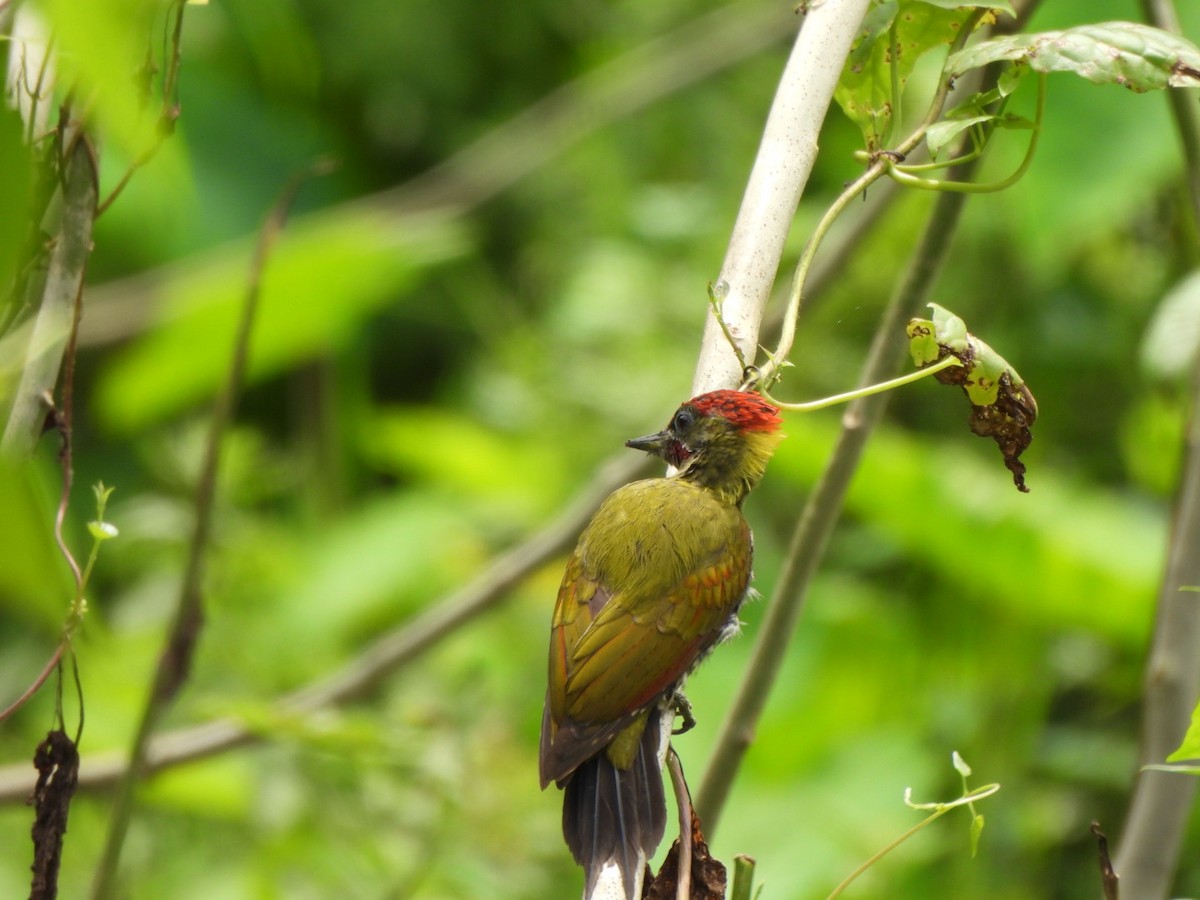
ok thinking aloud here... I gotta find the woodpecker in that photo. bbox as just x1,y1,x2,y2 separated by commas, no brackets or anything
539,389,784,898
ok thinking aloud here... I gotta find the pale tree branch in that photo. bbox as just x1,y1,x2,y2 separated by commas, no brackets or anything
691,0,874,395
694,1,1041,833
1114,2,1200,895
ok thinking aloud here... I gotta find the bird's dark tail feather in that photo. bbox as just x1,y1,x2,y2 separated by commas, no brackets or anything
562,712,667,899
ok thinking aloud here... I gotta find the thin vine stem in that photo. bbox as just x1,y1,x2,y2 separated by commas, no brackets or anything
756,7,987,391
824,784,1001,900
885,73,1045,193
761,353,961,412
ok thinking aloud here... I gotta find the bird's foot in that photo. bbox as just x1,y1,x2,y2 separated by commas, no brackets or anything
672,694,696,735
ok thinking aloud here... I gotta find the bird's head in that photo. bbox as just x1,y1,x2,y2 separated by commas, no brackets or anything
626,390,784,505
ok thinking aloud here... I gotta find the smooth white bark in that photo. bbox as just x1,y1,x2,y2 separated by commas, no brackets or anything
692,0,872,396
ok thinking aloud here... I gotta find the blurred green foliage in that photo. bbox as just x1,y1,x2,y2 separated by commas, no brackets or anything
2,0,1200,897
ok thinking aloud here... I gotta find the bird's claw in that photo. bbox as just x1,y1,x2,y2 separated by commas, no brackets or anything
672,694,696,735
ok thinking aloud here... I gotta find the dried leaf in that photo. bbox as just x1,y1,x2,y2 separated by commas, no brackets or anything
907,304,1038,492
29,730,80,900
644,809,727,900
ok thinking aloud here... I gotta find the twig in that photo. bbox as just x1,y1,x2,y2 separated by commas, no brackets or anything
881,73,1045,194
0,451,650,802
762,353,961,412
666,748,693,900
1092,821,1120,900
1114,5,1200,896
691,0,875,395
89,162,327,899
0,646,64,724
95,0,186,218
729,855,757,900
25,33,55,148
754,8,986,393
824,784,1000,899
696,156,981,834
0,233,90,723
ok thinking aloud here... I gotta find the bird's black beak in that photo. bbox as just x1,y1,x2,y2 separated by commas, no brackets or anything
625,430,668,456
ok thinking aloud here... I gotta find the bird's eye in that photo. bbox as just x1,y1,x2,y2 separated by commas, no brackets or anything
672,409,696,431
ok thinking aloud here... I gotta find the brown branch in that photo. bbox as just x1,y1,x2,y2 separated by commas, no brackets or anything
0,450,649,802
666,748,693,900
1092,821,1120,900
89,163,326,898
0,645,64,725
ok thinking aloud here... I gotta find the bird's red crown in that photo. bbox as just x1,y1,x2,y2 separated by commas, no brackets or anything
688,390,782,432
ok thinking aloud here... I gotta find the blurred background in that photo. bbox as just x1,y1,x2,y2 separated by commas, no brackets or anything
2,0,1200,896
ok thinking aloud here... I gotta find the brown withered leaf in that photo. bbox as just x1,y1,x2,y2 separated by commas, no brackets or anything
29,729,80,900
962,372,1037,492
643,809,726,900
908,303,1038,492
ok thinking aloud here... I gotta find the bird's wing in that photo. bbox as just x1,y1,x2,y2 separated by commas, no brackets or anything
562,537,749,723
540,505,751,785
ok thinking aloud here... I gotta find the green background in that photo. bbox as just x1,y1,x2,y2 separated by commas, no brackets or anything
2,0,1199,896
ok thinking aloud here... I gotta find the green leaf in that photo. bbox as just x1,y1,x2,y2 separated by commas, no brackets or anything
925,114,990,160
41,0,157,151
969,813,985,857
923,71,1035,159
947,21,1200,92
1167,701,1200,763
0,104,32,303
87,520,120,541
360,406,569,517
907,304,1038,491
0,459,73,631
834,1,977,150
952,751,972,778
921,0,1014,12
1141,269,1200,381
930,303,969,350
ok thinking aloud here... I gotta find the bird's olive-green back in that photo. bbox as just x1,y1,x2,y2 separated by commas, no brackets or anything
542,476,751,781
